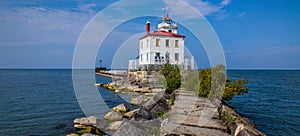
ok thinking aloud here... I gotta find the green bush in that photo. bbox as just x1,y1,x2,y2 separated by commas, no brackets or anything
198,64,226,99
161,63,181,93
196,64,248,100
223,79,248,100
219,111,237,125
182,70,199,92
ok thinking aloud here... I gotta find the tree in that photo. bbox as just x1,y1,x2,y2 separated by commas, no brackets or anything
182,70,199,92
223,79,248,100
161,63,181,94
197,64,248,100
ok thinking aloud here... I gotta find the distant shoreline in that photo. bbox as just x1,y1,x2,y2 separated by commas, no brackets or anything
95,72,112,78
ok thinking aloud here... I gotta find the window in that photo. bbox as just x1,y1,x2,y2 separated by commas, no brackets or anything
141,41,143,49
155,52,160,62
156,52,160,57
147,39,149,48
165,52,170,63
156,39,160,47
175,53,179,61
175,40,179,47
140,54,143,62
146,53,149,61
166,39,169,47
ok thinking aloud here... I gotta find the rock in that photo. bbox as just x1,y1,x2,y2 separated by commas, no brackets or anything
127,86,139,91
130,95,148,105
66,133,79,136
112,121,149,136
74,116,107,130
107,121,124,131
133,88,143,92
123,109,139,119
235,123,266,136
142,92,171,114
113,119,162,136
218,103,266,136
103,83,116,91
74,123,106,135
218,104,238,117
160,123,230,136
82,133,99,136
115,89,121,93
117,86,127,90
141,88,151,93
144,93,157,96
132,107,153,121
104,111,123,121
112,104,130,112
94,83,102,87
237,129,256,136
151,88,164,93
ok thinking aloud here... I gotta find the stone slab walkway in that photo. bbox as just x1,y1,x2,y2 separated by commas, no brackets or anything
160,89,230,136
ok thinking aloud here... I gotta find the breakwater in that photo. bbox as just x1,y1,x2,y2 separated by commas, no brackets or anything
69,71,265,136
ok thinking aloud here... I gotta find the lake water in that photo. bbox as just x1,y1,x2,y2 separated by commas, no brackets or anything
0,69,299,135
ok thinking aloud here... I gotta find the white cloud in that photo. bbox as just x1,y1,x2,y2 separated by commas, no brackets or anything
220,0,231,6
164,0,231,20
0,4,97,46
181,0,221,16
238,12,247,18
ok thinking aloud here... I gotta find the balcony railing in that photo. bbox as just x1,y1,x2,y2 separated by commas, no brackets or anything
154,56,165,64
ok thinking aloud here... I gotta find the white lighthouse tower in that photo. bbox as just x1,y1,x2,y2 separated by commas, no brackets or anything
138,15,186,70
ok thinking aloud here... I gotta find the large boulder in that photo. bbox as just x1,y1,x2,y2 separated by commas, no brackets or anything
66,133,79,136
143,92,171,114
113,119,162,136
114,89,121,93
73,116,107,135
81,134,99,136
123,109,139,119
112,104,130,112
218,103,266,136
107,121,124,131
133,88,143,92
132,107,154,121
141,87,151,93
104,111,123,121
74,116,107,130
130,95,148,105
113,121,148,136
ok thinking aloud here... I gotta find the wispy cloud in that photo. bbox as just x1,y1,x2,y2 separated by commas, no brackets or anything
220,0,231,6
164,0,231,20
0,4,97,46
238,12,247,18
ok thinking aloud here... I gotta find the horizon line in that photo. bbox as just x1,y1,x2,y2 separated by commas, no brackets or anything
0,67,300,70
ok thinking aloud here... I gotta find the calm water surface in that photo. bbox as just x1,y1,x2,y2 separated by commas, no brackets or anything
0,69,299,135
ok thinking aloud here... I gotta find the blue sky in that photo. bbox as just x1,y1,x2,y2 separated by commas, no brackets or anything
0,0,299,69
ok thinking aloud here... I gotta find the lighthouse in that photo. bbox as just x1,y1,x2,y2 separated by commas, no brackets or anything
139,15,186,70
128,15,194,71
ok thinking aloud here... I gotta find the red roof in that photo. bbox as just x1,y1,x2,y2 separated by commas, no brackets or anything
140,31,185,39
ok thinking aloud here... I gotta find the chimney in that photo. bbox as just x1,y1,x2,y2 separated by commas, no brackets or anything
146,21,150,35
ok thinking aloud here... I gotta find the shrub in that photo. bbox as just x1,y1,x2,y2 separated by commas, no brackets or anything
219,111,237,125
161,63,181,94
182,70,199,92
197,64,248,100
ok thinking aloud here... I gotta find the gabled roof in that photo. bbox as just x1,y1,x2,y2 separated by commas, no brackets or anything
139,31,185,40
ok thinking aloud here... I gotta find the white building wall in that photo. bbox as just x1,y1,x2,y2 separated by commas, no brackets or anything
139,36,185,66
128,59,139,70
